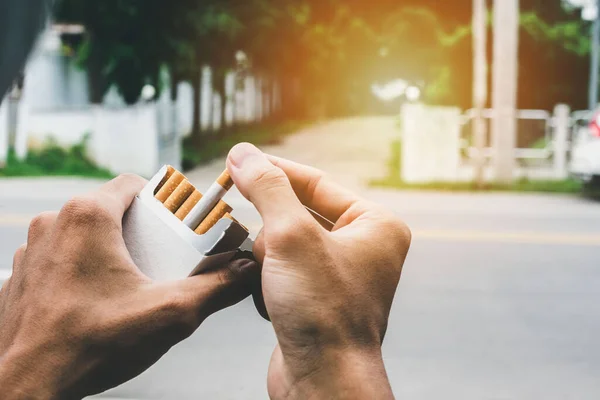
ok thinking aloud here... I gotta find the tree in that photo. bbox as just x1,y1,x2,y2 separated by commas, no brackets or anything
55,0,595,123
56,1,159,104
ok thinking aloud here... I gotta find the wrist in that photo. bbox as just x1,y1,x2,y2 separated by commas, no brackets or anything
0,342,69,400
283,347,393,400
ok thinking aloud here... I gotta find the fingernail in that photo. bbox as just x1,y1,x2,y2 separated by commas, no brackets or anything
228,143,263,168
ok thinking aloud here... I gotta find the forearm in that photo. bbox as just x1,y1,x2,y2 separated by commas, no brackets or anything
285,348,394,400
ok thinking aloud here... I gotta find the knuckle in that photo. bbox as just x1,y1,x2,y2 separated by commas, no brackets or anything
60,196,110,227
303,169,328,202
251,166,288,190
115,173,146,187
216,263,241,289
28,212,56,240
270,215,319,245
12,244,26,263
382,216,412,248
1,278,11,293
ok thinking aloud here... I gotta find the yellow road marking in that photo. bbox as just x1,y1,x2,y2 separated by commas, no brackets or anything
0,213,34,227
1,214,598,246
415,230,600,246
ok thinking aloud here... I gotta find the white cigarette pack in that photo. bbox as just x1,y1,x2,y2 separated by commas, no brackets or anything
122,166,252,281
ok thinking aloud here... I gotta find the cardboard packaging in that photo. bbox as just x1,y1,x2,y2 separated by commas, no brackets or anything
122,166,253,281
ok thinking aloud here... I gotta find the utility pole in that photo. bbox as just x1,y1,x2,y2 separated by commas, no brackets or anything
473,0,488,188
491,0,519,183
589,3,600,110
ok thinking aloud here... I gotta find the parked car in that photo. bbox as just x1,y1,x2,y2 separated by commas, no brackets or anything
569,110,600,191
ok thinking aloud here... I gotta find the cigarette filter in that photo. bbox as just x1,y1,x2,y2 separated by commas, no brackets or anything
122,166,252,281
182,170,233,229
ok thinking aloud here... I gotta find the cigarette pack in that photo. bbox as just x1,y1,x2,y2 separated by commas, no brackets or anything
122,166,252,281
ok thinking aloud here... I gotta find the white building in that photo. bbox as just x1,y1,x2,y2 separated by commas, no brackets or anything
0,24,277,176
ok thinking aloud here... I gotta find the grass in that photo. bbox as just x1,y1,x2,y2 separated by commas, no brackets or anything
182,121,306,171
0,121,305,178
0,137,113,179
370,140,583,194
371,176,583,193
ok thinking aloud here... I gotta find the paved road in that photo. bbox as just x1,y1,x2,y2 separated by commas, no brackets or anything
1,118,600,399
1,178,600,399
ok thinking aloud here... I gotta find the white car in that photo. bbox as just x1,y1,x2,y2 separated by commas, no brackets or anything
569,111,600,190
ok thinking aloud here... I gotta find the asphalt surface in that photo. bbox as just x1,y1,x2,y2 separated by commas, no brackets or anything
1,176,600,399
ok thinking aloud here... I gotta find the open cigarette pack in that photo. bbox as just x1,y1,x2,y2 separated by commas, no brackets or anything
122,166,253,281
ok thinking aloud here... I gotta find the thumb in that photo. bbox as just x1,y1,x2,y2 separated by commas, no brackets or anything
154,258,260,324
227,143,307,225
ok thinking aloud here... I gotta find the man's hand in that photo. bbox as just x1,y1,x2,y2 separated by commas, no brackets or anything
227,144,411,400
0,174,258,400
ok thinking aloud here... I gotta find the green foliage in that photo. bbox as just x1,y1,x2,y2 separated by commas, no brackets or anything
520,12,590,56
0,136,113,178
54,0,595,115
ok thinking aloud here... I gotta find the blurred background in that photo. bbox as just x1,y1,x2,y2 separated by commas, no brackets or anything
1,0,600,399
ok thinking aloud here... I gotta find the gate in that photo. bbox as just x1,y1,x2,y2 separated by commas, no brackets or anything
459,108,554,167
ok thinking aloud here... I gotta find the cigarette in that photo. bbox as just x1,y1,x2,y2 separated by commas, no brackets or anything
182,169,233,230
216,169,234,190
175,190,203,220
155,166,175,193
155,170,184,203
194,201,233,235
163,179,194,213
223,213,248,232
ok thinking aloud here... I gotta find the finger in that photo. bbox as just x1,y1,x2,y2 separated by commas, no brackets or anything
227,143,310,226
11,243,27,277
156,258,260,322
93,174,147,224
12,243,26,267
56,174,144,243
252,229,265,264
267,155,365,224
251,276,269,321
231,248,269,321
306,208,335,231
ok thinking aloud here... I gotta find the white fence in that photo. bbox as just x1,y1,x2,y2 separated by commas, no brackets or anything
0,100,180,177
1,25,285,175
401,103,573,183
26,107,94,147
401,104,463,183
0,98,8,166
0,71,280,177
92,104,181,177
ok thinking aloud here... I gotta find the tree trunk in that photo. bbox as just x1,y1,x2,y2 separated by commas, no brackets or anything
192,68,201,138
280,76,297,120
271,78,282,121
170,73,179,102
230,75,238,132
263,79,271,121
216,70,227,136
88,48,106,104
205,67,213,134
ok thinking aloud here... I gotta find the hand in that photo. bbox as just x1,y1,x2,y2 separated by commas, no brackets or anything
0,174,258,400
227,144,411,400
